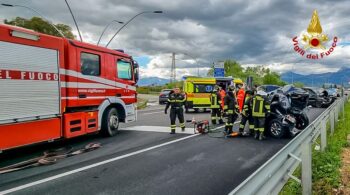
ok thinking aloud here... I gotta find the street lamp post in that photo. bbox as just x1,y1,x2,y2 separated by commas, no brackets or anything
64,0,83,42
105,10,163,47
1,3,66,38
97,20,124,46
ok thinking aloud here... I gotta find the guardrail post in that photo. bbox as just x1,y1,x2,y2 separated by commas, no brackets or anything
320,120,327,152
301,140,312,195
330,110,335,135
335,107,339,125
343,98,345,120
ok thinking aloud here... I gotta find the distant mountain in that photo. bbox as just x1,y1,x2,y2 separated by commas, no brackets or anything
137,77,169,86
281,67,350,87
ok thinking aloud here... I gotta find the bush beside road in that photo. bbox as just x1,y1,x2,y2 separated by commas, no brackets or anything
137,98,148,110
138,93,159,107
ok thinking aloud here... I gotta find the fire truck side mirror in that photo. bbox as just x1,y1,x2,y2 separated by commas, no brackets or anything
133,60,139,83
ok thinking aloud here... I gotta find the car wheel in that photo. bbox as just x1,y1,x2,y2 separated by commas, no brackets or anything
315,101,322,108
101,107,119,137
295,112,309,130
194,108,199,113
268,119,286,138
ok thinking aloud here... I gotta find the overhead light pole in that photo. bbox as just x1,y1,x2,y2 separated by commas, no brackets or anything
97,20,124,46
64,0,83,42
1,3,66,38
105,10,163,47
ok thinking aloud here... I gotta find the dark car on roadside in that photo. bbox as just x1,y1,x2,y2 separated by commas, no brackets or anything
267,85,307,101
302,87,330,108
159,89,173,104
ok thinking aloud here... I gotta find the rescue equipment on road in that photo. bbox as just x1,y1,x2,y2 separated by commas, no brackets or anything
187,117,210,134
0,143,101,174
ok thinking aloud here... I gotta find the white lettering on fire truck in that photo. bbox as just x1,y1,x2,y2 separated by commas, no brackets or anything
0,69,59,81
78,89,106,93
0,70,12,79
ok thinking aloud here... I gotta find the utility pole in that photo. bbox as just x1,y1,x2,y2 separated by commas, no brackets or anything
170,52,176,83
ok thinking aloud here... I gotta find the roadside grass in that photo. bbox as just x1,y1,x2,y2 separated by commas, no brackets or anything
137,98,148,110
280,100,350,195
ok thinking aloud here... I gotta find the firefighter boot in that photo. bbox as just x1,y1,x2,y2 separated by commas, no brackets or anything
227,126,233,135
170,129,175,134
259,132,265,141
223,126,229,135
181,127,185,132
254,131,259,140
238,126,244,136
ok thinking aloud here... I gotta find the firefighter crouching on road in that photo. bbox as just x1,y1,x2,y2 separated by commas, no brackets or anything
211,85,224,125
165,88,186,134
238,90,254,136
224,85,239,135
252,91,270,140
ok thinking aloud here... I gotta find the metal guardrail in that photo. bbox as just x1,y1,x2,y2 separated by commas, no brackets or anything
230,95,349,195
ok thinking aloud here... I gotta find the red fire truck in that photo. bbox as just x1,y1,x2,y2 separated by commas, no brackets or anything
0,24,139,152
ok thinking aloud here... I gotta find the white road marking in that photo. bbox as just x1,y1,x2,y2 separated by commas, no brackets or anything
0,134,199,195
141,111,164,115
121,126,195,134
138,107,164,112
120,122,241,134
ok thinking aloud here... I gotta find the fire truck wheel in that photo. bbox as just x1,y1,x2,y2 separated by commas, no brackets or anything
102,107,119,136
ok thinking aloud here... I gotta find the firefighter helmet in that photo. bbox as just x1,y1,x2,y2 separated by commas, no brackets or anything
213,85,219,91
228,85,235,91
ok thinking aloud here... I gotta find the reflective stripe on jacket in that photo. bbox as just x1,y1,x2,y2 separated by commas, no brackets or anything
224,91,239,114
242,96,252,116
210,92,221,109
166,93,186,110
252,95,270,117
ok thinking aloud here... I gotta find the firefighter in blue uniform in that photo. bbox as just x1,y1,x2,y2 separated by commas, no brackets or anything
165,87,186,134
252,91,271,140
210,85,224,125
224,85,239,135
238,90,254,136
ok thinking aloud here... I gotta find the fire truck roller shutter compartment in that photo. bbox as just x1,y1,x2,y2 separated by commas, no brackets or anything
0,41,60,124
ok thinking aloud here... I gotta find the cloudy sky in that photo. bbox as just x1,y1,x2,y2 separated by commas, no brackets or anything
1,0,350,79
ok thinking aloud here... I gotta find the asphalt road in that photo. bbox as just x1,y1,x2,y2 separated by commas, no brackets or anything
0,105,326,195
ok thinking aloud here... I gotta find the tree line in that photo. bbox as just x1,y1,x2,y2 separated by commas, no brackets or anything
4,17,75,39
207,60,286,86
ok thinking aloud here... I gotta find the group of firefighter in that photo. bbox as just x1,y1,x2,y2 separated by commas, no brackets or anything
164,84,270,141
210,84,270,140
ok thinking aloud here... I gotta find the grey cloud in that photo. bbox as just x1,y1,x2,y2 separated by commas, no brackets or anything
0,0,349,77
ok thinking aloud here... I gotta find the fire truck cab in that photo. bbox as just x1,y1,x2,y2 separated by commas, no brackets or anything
0,24,138,151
